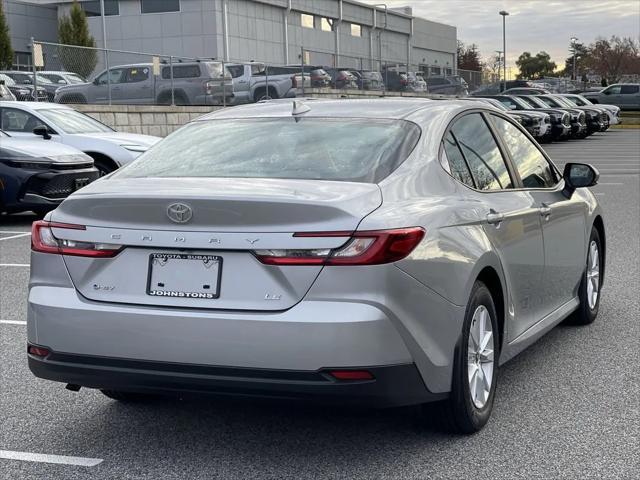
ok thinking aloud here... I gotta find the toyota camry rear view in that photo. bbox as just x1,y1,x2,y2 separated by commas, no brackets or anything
27,99,605,433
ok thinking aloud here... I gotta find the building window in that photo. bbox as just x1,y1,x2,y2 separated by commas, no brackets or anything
141,0,180,14
350,23,361,37
321,18,333,32
12,52,33,71
301,13,314,29
81,0,119,16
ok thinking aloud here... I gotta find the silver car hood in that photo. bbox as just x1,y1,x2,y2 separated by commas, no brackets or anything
70,132,161,147
0,137,87,157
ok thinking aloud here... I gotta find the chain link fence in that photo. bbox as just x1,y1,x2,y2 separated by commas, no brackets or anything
22,40,493,106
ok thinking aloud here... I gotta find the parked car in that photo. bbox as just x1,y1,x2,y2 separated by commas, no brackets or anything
502,87,550,95
38,71,87,86
0,102,160,175
0,79,16,101
298,66,332,87
381,69,408,91
582,84,640,110
461,97,551,142
27,99,605,435
325,68,359,89
404,72,427,93
0,73,48,101
471,80,532,96
516,95,588,139
560,93,621,126
0,71,58,101
54,62,233,106
475,95,571,141
424,75,468,95
359,70,384,90
0,129,98,215
226,63,297,104
539,94,607,134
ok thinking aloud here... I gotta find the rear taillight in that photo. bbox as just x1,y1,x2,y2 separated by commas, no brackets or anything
27,344,50,357
31,220,122,258
253,227,425,266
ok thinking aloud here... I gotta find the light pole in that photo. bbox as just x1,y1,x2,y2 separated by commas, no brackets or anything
571,36,578,81
499,10,509,92
494,50,502,82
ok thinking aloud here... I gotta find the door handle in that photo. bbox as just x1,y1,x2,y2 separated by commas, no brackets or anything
539,203,552,218
486,210,504,225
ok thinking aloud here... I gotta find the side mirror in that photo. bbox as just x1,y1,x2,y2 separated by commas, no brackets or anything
562,162,599,197
93,77,100,85
33,125,52,140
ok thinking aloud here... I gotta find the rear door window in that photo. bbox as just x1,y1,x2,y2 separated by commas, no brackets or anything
442,132,475,187
491,115,557,188
620,85,639,94
450,113,513,190
125,67,149,83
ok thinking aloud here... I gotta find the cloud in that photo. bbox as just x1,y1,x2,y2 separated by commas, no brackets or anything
359,0,640,67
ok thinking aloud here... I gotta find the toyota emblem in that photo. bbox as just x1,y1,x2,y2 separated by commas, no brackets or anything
167,203,193,223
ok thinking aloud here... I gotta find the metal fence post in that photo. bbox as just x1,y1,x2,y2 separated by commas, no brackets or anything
265,64,269,99
169,56,175,106
30,37,38,102
222,60,226,108
301,47,305,96
105,47,112,105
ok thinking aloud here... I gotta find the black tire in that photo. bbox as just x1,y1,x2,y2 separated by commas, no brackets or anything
101,390,156,402
565,227,602,325
425,281,499,434
93,159,114,177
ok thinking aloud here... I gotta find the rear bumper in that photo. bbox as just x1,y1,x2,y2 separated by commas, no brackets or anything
28,350,442,407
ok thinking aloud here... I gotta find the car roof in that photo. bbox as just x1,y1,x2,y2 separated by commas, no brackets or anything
199,98,483,121
0,101,73,111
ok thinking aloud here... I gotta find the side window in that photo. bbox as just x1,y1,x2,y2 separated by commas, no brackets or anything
226,65,245,79
125,67,149,83
604,85,621,95
450,113,513,191
491,115,557,188
96,68,124,85
1,108,44,133
442,132,475,187
620,85,639,94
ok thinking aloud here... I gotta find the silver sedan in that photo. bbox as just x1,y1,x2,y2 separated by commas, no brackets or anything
27,99,605,434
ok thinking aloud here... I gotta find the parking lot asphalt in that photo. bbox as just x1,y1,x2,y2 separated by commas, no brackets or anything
1,130,639,479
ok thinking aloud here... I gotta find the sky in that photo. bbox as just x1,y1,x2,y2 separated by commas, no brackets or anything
360,0,640,70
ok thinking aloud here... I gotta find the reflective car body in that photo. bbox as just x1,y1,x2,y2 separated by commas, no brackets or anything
560,94,621,126
0,102,160,174
27,99,604,427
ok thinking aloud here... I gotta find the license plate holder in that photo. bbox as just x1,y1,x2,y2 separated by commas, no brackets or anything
146,253,222,300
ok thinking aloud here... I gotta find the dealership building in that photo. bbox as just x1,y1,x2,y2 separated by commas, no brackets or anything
4,0,457,73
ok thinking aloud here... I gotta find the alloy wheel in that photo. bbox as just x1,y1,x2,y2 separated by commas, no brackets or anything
587,240,600,310
467,305,494,409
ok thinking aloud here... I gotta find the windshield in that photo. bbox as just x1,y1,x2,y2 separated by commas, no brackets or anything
573,95,592,106
115,118,421,184
523,96,550,108
35,74,53,84
37,109,114,134
560,96,578,106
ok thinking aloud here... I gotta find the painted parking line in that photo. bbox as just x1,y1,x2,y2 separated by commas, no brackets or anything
0,320,26,325
0,450,103,467
0,264,30,267
0,231,31,234
0,233,31,241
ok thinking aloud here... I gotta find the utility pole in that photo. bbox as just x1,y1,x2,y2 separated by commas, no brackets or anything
571,36,578,81
100,0,111,104
499,11,509,92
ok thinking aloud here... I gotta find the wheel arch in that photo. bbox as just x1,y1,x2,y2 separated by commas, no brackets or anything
475,265,506,356
85,151,119,173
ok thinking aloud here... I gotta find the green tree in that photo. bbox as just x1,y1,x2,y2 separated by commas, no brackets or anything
0,2,14,70
457,41,482,71
58,0,97,78
515,51,557,79
563,41,589,78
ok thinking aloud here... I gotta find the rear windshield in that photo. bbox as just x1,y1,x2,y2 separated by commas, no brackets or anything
115,117,421,183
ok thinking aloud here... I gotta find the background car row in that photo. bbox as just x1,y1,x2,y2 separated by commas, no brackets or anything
0,101,161,216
